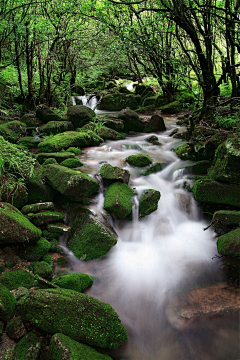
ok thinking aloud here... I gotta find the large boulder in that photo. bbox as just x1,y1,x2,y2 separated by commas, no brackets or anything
80,123,124,140
71,84,85,96
68,209,117,260
36,104,62,123
0,203,42,245
118,109,144,132
0,120,25,143
217,228,240,257
179,160,212,175
49,333,112,360
0,270,36,290
39,121,73,135
27,211,65,226
17,136,41,149
18,288,128,349
21,201,54,215
98,114,124,132
143,114,166,133
21,113,41,127
98,92,138,111
19,237,51,261
192,179,240,207
139,189,161,219
212,210,240,236
160,100,182,114
208,136,240,183
27,163,55,203
44,164,99,202
52,273,93,293
38,131,103,153
67,105,95,129
126,154,152,167
100,163,130,185
104,182,133,219
0,283,17,321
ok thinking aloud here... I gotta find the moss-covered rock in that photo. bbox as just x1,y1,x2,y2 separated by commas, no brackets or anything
0,270,36,290
212,210,240,236
36,152,76,164
44,164,99,202
36,104,62,123
0,177,28,208
68,209,117,260
160,100,182,114
12,332,41,360
47,223,71,235
49,333,112,360
0,283,16,321
0,203,42,244
42,254,53,266
117,109,144,132
21,202,54,214
142,96,157,107
5,316,27,340
21,113,41,127
27,163,55,203
39,121,73,135
154,95,168,108
217,228,240,257
139,189,161,218
32,261,53,280
100,164,130,185
42,157,57,165
0,121,26,143
38,131,103,153
17,137,41,149
52,273,93,293
104,182,133,219
142,163,164,176
19,237,51,262
18,288,128,349
60,157,83,169
97,126,125,141
67,105,96,129
143,114,166,133
98,92,138,111
208,137,240,183
192,179,240,207
27,211,65,226
180,160,212,175
126,154,152,167
98,115,124,132
66,147,82,155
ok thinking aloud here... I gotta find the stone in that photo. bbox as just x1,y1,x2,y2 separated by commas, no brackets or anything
68,209,117,260
217,228,240,257
18,288,128,349
47,223,71,235
142,96,157,107
5,317,27,340
0,121,25,143
17,137,41,149
0,283,16,321
99,115,124,132
12,332,41,360
104,182,133,219
180,160,212,175
126,154,152,167
49,333,112,360
60,158,83,169
0,270,36,290
0,203,42,245
27,163,55,203
19,237,51,262
36,104,62,123
118,109,144,132
100,163,130,185
21,202,54,214
98,92,138,111
52,273,93,293
212,210,240,236
134,84,150,96
32,261,53,280
139,189,161,218
44,164,99,202
21,113,41,127
160,100,182,114
67,105,95,129
27,211,65,226
66,147,82,155
0,177,28,209
36,152,75,164
146,135,158,143
142,163,164,176
39,121,73,135
97,126,125,141
143,114,166,133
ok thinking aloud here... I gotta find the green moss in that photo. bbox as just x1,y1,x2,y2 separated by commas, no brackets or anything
100,163,130,185
66,147,82,155
139,189,161,218
67,105,96,129
17,137,41,149
49,333,112,360
39,121,73,135
42,158,58,165
212,210,240,236
21,202,54,214
217,228,240,257
98,92,138,111
0,120,25,143
42,254,53,266
52,273,93,293
27,210,65,226
32,261,53,280
104,182,133,219
5,316,26,339
0,283,17,321
0,202,42,245
27,163,55,203
19,237,51,261
160,100,182,114
143,163,163,176
18,288,128,349
60,157,83,168
0,270,36,290
180,160,212,175
173,143,195,160
126,154,152,167
13,332,41,360
0,264,5,274
0,177,28,208
56,257,67,266
117,109,144,132
36,152,75,164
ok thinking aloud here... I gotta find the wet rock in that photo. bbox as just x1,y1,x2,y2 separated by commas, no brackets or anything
49,333,112,360
212,210,240,236
217,228,240,257
18,288,128,349
98,92,138,111
0,121,26,143
5,317,27,340
27,211,65,226
68,209,117,260
27,163,55,203
21,202,54,215
0,270,37,290
160,100,182,114
146,135,158,143
104,182,134,219
126,154,152,167
17,136,41,149
44,164,99,202
67,105,96,129
47,223,71,235
98,115,124,132
180,160,212,175
192,179,240,207
139,189,161,218
100,163,130,185
66,147,82,155
143,114,166,133
0,203,42,245
118,109,144,132
39,121,73,135
36,104,62,123
174,191,191,213
52,273,93,293
21,113,41,127
142,163,164,176
0,283,16,321
134,84,151,96
32,261,53,280
81,123,124,140
12,332,41,359
19,237,51,262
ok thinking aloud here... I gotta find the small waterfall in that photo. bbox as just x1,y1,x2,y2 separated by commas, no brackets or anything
72,94,99,110
126,82,134,91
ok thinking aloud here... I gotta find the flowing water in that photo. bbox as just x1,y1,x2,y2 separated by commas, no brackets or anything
60,115,239,360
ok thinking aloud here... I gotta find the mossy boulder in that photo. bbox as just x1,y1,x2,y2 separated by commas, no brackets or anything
160,100,182,114
18,288,128,349
27,211,65,226
19,237,51,262
0,120,26,143
52,273,93,293
12,332,41,360
208,137,240,183
98,126,125,141
0,270,36,290
98,92,138,111
68,209,117,260
217,228,240,257
43,158,61,165
60,157,83,169
27,163,55,203
67,105,95,129
118,109,144,132
212,210,240,236
192,179,240,207
0,203,42,244
36,152,75,164
36,104,62,123
104,182,133,219
139,189,161,218
66,147,82,155
126,154,152,167
21,202,54,215
49,333,112,360
47,223,71,235
5,316,26,340
180,160,212,175
39,121,73,135
100,164,130,185
98,115,124,132
44,164,99,202
21,113,41,127
32,261,53,280
38,131,103,153
0,177,28,208
142,96,157,107
143,114,166,133
142,163,164,176
0,283,17,321
17,137,41,149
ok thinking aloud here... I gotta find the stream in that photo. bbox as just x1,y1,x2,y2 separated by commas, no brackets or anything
60,112,239,360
